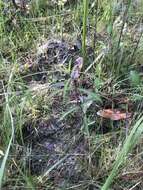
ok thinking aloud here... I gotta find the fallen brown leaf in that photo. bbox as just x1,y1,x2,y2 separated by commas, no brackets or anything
97,109,131,121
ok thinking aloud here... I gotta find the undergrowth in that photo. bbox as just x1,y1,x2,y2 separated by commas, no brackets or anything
0,0,143,190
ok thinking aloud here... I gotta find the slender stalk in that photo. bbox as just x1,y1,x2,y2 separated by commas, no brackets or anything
117,0,132,49
82,0,89,62
116,0,132,74
93,0,98,49
0,81,15,189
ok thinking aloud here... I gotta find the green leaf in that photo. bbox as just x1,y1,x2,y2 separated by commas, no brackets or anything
107,23,113,35
79,88,102,103
130,70,141,86
82,100,93,114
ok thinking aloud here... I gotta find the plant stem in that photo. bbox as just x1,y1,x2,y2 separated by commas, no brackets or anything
82,0,89,62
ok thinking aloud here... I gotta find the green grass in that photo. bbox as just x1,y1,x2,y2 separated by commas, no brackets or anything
0,81,14,189
82,0,89,62
101,115,143,190
0,0,143,189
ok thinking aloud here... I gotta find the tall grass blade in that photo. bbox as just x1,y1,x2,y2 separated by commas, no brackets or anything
82,0,89,61
101,115,143,190
0,82,15,189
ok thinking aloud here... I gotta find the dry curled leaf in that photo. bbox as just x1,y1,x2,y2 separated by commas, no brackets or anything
97,109,131,121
